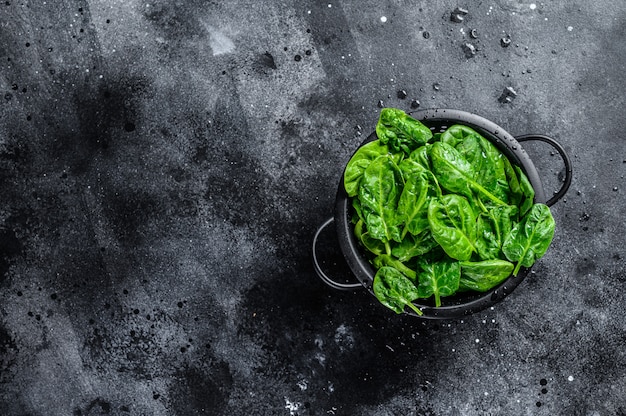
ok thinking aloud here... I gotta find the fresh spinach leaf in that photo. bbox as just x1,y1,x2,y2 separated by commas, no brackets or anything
429,142,508,206
515,165,535,217
407,144,433,171
474,205,518,260
376,108,433,154
454,129,510,205
391,230,439,262
344,140,392,197
373,266,423,315
373,254,416,281
354,219,386,256
440,124,478,148
358,155,403,246
427,194,477,261
459,260,514,292
502,203,555,276
399,158,441,196
351,197,364,224
503,156,523,207
416,259,461,307
396,165,438,238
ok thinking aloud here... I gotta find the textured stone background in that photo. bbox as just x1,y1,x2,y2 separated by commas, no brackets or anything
1,1,625,415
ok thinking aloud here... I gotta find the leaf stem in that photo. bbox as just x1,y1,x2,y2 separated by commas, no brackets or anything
405,301,424,316
401,225,409,240
473,183,507,206
512,261,522,276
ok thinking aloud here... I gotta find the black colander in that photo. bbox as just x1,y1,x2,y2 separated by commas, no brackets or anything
313,108,572,319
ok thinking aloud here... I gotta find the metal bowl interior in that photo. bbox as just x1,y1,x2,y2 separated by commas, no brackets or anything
334,109,547,319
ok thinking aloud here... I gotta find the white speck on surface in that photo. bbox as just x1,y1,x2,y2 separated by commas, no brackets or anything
328,3,332,7
314,336,323,349
568,375,574,381
315,352,326,366
530,3,537,9
334,324,355,351
567,26,573,31
297,379,308,391
475,338,480,343
380,16,387,22
284,397,301,415
204,24,235,56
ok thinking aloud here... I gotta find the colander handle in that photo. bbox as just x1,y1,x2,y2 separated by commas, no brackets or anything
515,134,572,207
312,217,362,291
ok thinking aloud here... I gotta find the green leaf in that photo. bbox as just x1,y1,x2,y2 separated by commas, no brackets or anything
428,194,477,261
376,108,433,154
503,157,523,207
429,142,508,206
407,145,432,171
502,203,555,276
391,230,439,262
474,205,518,260
373,266,423,315
440,124,477,148
358,155,403,244
372,254,416,281
416,259,461,307
396,165,438,238
351,197,364,224
355,220,386,256
459,260,514,292
453,128,510,205
343,140,391,197
515,165,535,217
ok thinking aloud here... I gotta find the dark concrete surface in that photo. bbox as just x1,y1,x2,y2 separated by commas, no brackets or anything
1,1,625,415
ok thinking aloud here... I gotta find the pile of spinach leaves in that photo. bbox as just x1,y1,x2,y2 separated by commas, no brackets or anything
344,108,555,315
